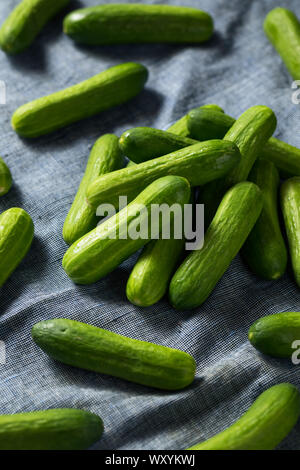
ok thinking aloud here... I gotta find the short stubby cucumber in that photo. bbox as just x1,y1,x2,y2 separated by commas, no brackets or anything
86,140,240,210
169,182,263,310
63,134,124,245
32,318,196,390
281,177,300,287
0,408,103,450
242,160,287,280
0,157,12,196
187,383,300,450
12,62,148,138
264,8,300,80
63,4,213,45
63,176,191,284
168,104,224,138
249,312,300,358
0,207,34,286
188,108,235,141
0,0,70,54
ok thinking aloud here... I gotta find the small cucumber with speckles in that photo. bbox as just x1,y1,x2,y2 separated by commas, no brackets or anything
168,104,224,137
0,157,12,195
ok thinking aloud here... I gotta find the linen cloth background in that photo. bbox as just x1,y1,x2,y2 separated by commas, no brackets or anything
0,0,300,450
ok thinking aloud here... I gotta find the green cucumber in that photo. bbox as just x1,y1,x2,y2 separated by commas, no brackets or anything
0,0,70,54
119,127,197,164
168,104,224,137
12,62,148,138
0,408,103,450
187,383,300,450
242,159,287,280
0,207,34,286
249,312,300,358
281,177,300,287
188,108,235,141
63,175,191,285
264,8,300,80
63,134,124,245
126,159,137,167
63,4,213,45
32,318,196,390
0,157,12,196
86,140,240,210
169,182,263,310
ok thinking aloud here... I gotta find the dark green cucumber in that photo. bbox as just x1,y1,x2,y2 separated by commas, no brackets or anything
187,383,300,450
0,157,12,196
63,4,213,45
0,207,34,286
242,159,287,280
0,0,70,54
86,140,240,210
188,108,235,141
63,176,191,285
63,134,124,245
12,62,148,138
264,8,300,80
0,408,103,450
281,177,300,287
119,127,197,164
32,318,196,390
168,104,224,137
169,182,263,310
249,312,300,358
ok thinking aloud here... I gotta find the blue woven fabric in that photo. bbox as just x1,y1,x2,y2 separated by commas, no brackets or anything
0,0,300,450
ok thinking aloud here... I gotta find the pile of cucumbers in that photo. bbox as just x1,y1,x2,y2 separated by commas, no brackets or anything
0,0,300,451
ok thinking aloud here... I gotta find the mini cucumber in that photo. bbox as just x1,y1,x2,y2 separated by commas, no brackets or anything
169,182,263,310
168,104,224,137
63,4,213,45
86,140,240,210
32,318,196,390
249,312,300,358
187,383,300,450
0,408,103,450
63,134,124,245
63,176,191,285
0,0,70,54
281,177,300,287
188,108,235,141
12,62,148,138
242,159,287,280
0,157,12,196
0,207,34,286
264,8,300,80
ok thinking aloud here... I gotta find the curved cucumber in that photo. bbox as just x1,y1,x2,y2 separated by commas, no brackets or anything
12,62,148,138
264,8,300,80
0,0,70,54
32,318,196,390
63,175,191,285
242,159,287,280
169,182,263,310
64,4,213,45
0,157,12,196
0,408,103,450
249,312,300,358
187,383,300,450
0,208,34,286
168,104,224,138
119,127,197,164
281,177,300,287
86,140,240,210
63,134,124,245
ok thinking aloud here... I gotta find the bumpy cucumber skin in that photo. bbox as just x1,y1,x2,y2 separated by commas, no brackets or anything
0,156,12,196
63,134,124,245
168,104,224,137
32,319,196,390
188,108,235,141
187,383,300,450
63,176,191,285
281,177,300,287
64,4,213,45
0,207,34,286
119,127,197,164
0,408,103,450
262,138,300,177
0,0,70,54
249,312,300,358
242,160,287,280
12,63,148,138
169,182,263,310
86,140,240,210
264,8,300,80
